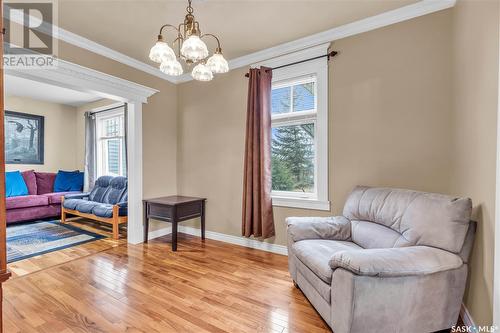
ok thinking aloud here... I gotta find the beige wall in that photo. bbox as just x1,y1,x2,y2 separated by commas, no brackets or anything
178,10,454,245
450,0,499,326
4,96,79,173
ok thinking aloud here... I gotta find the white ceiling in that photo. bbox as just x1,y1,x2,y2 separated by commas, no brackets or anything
4,75,101,107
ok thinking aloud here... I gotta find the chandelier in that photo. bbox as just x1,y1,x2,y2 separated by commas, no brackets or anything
149,0,229,81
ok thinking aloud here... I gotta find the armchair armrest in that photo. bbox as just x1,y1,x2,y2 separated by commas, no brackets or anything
64,192,90,200
329,246,463,277
286,216,351,242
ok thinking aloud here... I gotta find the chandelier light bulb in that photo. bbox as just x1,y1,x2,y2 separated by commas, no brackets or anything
181,35,209,62
191,63,213,81
149,40,176,63
206,52,229,74
160,59,184,76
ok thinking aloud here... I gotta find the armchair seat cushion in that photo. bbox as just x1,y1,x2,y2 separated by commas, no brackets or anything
75,201,101,214
292,240,362,284
63,198,86,210
92,203,127,218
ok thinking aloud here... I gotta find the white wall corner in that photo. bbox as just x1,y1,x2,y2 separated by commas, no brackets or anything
126,102,144,245
494,2,500,322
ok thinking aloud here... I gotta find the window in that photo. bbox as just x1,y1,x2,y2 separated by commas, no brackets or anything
96,108,127,178
271,76,317,195
267,46,329,210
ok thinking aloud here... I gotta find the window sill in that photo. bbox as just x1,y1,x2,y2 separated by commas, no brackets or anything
272,196,330,211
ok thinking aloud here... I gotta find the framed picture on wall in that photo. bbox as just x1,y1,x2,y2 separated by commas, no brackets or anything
4,111,44,164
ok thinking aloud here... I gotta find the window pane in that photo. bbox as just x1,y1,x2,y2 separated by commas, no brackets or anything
107,139,120,175
121,139,127,176
293,81,316,112
271,86,291,114
105,117,120,136
272,123,315,193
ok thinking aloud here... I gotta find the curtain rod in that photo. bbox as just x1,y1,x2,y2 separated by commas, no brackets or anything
90,103,126,115
244,50,338,78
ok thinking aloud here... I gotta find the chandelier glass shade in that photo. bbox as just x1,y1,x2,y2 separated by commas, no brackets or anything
160,59,184,76
149,40,176,64
206,52,229,74
149,0,229,81
191,63,213,81
180,35,209,62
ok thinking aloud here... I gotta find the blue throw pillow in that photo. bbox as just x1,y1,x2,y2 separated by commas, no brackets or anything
54,170,84,192
5,171,29,197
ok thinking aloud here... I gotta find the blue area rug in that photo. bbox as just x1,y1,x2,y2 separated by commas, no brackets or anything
7,221,106,263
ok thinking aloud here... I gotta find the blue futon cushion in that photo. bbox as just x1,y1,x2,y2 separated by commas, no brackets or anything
54,170,84,192
5,171,28,197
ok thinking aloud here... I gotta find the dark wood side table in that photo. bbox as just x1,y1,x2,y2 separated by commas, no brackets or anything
143,196,206,251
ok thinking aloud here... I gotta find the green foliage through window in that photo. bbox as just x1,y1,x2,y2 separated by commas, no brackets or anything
271,124,315,193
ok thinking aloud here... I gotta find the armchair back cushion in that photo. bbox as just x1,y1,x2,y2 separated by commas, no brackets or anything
102,176,127,205
88,176,113,202
343,186,472,253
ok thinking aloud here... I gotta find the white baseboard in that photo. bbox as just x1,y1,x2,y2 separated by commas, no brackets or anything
460,303,476,328
146,225,288,256
147,226,171,240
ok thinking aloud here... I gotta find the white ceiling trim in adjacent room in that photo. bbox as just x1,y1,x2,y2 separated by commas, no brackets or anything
4,0,456,85
5,74,101,107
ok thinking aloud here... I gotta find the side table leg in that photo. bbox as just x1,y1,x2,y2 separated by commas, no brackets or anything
143,202,149,243
172,221,178,251
201,201,206,240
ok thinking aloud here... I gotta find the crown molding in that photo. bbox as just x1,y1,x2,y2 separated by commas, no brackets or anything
57,28,178,84
175,0,456,83
4,0,455,85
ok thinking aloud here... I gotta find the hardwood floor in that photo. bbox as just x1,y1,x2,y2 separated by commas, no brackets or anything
8,218,125,278
4,232,331,332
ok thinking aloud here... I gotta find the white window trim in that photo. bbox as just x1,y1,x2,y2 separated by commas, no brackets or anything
255,43,330,211
95,107,126,178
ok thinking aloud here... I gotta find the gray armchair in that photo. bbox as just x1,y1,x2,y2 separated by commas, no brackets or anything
287,186,476,333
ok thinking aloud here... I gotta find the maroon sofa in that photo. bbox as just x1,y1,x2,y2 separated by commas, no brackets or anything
6,170,82,224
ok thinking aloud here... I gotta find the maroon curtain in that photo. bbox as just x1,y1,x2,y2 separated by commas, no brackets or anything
242,67,275,239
